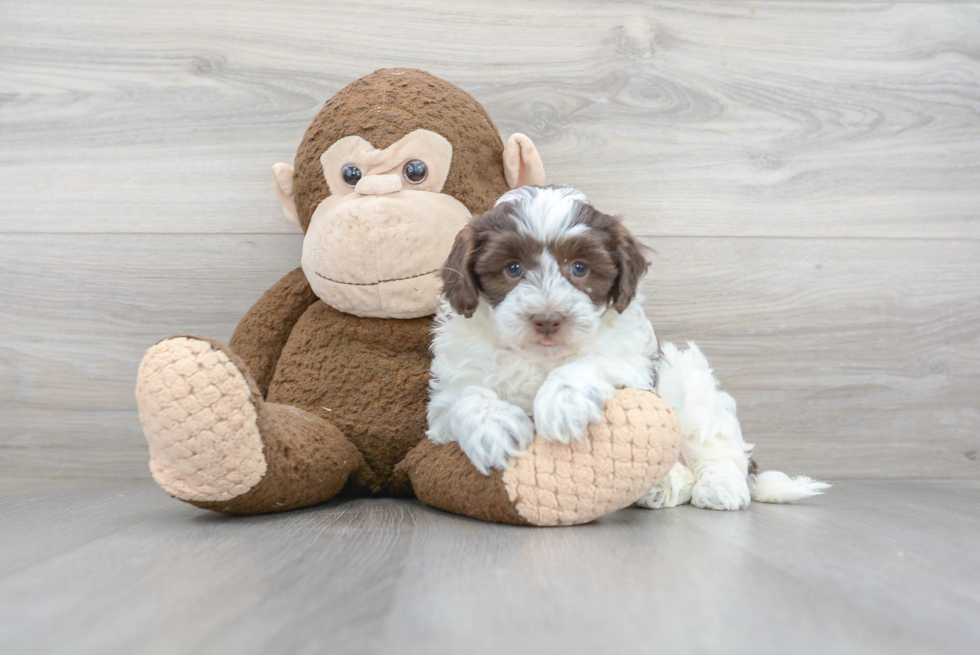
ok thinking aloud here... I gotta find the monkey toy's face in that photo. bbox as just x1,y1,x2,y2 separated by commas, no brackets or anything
270,68,546,320
299,129,467,319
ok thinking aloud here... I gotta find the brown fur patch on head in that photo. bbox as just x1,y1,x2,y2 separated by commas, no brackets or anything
609,219,650,312
472,235,541,308
292,69,511,232
440,204,543,316
562,203,650,312
564,204,648,312
470,207,543,308
442,193,651,318
549,232,618,307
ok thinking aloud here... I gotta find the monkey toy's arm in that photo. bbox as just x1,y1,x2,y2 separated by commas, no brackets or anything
225,162,316,397
228,267,318,397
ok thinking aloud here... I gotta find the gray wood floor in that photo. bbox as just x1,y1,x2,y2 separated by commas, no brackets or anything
1,478,978,655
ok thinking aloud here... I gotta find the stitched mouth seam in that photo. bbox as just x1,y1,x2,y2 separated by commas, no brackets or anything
315,268,439,286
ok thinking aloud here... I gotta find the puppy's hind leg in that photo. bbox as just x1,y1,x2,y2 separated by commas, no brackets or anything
635,461,695,509
686,435,752,511
654,341,753,511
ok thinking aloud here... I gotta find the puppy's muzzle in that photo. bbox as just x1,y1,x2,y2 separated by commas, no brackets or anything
530,313,564,335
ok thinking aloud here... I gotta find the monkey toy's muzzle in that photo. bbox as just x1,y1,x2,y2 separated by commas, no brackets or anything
302,189,471,319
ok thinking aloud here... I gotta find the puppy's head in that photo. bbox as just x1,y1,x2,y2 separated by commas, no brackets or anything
440,185,648,351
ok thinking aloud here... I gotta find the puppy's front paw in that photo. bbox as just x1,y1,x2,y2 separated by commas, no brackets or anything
533,377,613,443
458,404,535,475
692,474,751,511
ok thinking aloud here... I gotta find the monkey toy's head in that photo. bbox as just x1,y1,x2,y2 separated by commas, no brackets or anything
271,68,545,319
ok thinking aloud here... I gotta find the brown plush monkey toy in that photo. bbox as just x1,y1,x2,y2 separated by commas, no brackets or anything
135,69,680,526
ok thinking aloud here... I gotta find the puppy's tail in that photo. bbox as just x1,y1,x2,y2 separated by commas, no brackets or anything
749,469,830,504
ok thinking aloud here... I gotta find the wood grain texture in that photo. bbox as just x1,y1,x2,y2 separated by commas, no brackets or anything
2,478,979,655
1,1,978,237
1,0,978,480
1,234,977,479
0,234,303,476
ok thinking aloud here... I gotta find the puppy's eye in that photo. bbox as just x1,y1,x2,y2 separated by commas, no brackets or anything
505,262,524,278
342,165,362,187
403,159,427,184
571,262,589,277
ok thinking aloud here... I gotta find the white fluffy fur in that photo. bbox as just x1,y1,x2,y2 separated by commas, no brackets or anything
494,185,590,242
427,297,658,474
428,187,657,473
637,341,830,509
429,186,829,508
751,470,831,504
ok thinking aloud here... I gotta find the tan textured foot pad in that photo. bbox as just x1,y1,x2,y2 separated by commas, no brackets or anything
135,337,267,502
502,389,680,526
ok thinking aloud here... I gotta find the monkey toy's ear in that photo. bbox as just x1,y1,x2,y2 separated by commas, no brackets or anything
272,163,301,228
502,134,546,189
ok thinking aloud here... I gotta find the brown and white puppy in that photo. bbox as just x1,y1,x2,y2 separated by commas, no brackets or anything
426,185,659,474
426,185,830,510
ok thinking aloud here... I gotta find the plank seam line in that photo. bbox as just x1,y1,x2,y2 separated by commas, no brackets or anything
1,233,979,242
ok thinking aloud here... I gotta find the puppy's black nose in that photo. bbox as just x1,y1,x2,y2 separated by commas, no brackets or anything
530,313,564,335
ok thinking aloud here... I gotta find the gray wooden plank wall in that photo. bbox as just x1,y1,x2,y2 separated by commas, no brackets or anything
1,0,978,479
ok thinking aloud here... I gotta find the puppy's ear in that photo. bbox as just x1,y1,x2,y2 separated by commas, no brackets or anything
610,220,650,313
440,224,481,318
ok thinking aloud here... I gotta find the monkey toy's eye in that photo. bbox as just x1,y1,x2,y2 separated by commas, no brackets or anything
505,262,524,278
403,159,427,184
571,262,589,277
342,165,362,187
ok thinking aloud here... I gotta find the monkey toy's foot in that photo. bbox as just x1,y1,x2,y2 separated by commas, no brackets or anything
136,337,266,503
398,389,681,526
135,336,365,514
